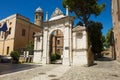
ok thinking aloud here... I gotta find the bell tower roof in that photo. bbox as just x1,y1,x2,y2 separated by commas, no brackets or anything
35,7,43,13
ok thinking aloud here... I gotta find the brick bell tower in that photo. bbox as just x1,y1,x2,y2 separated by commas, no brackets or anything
34,7,43,27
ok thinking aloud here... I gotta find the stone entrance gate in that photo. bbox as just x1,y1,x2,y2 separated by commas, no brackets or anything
33,8,89,66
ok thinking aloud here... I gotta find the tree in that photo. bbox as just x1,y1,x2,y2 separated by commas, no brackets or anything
104,28,113,48
76,21,83,26
87,21,103,59
62,0,105,27
26,41,34,55
62,0,105,60
102,35,106,49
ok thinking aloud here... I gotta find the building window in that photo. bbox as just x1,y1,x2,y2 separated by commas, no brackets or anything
22,29,26,36
32,32,35,38
57,49,60,53
7,46,9,55
9,27,11,34
57,40,60,45
0,32,3,38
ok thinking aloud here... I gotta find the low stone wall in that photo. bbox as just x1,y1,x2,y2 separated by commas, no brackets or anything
19,55,33,63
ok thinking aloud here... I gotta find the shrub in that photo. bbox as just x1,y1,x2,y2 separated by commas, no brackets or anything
50,54,56,61
56,53,61,59
10,51,20,63
50,53,61,62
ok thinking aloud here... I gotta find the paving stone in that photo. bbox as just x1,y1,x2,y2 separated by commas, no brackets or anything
1,58,120,80
60,60,120,80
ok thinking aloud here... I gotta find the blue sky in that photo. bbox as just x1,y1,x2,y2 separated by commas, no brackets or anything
0,0,112,35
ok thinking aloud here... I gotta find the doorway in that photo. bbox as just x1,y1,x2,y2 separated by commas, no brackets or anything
49,29,64,64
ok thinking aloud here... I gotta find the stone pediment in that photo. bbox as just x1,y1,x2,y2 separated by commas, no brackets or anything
51,8,64,18
49,8,65,21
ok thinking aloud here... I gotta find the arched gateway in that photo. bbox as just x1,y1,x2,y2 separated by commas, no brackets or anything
33,7,89,66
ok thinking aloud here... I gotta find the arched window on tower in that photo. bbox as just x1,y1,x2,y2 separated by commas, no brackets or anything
36,15,38,19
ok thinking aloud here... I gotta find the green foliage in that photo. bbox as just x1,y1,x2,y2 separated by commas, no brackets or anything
56,53,61,59
50,53,61,61
62,0,105,59
26,41,34,55
87,21,103,58
76,21,83,26
10,51,20,63
50,54,56,61
62,0,105,26
102,35,106,50
104,28,113,48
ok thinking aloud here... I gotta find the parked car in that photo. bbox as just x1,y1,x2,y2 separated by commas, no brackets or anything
0,55,12,63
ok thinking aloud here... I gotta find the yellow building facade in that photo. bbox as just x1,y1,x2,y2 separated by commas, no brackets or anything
0,7,43,55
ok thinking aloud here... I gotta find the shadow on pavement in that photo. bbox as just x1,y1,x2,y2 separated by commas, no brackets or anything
95,57,113,61
0,63,41,75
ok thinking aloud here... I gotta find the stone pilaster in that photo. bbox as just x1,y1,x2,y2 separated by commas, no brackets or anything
42,29,48,64
33,33,43,63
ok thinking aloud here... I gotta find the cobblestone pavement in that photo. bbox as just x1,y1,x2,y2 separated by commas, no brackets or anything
60,58,120,80
31,65,70,80
24,57,120,80
0,63,40,75
1,57,120,80
0,64,61,80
